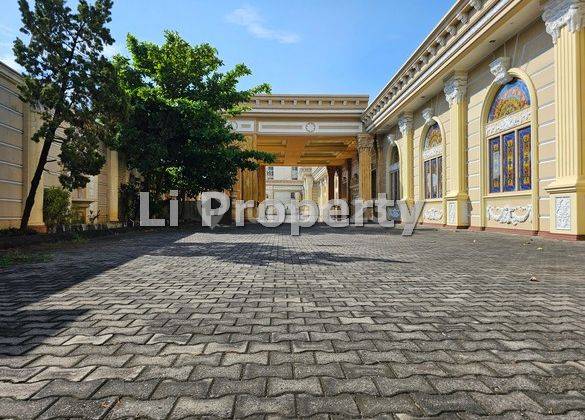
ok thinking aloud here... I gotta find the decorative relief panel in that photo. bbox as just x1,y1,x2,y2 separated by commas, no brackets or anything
258,121,362,135
424,208,443,221
487,205,532,225
555,196,571,230
422,123,443,160
448,202,456,225
485,108,531,137
230,120,254,133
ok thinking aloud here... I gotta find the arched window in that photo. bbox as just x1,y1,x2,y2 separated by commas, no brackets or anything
487,78,532,193
423,122,443,199
388,146,400,202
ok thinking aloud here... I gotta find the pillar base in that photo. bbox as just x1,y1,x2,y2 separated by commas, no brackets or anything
445,193,470,227
547,178,585,236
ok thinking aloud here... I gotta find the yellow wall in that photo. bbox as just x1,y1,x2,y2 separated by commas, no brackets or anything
0,66,24,228
379,18,556,233
467,19,555,233
0,63,120,229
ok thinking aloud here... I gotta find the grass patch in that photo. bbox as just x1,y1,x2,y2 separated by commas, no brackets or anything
0,250,52,269
71,232,89,244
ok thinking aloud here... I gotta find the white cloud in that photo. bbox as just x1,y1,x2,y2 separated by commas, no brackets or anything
226,5,300,44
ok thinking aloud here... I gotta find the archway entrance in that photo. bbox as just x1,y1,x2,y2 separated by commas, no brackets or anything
387,144,401,220
230,94,369,221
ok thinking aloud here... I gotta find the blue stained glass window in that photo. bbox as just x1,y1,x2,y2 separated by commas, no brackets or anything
489,137,501,193
518,127,532,190
502,132,516,192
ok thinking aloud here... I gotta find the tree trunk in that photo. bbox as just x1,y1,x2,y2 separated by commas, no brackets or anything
19,128,56,231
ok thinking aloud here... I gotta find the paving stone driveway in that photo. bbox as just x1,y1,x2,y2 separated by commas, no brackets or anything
1,225,585,418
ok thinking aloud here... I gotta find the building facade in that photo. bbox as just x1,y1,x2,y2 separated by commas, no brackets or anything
0,62,126,230
362,0,585,240
1,0,584,239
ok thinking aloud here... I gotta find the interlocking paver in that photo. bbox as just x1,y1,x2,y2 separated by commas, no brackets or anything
0,225,584,417
234,394,294,417
0,397,55,418
33,379,104,399
92,379,159,399
105,396,175,418
38,396,117,419
172,395,235,417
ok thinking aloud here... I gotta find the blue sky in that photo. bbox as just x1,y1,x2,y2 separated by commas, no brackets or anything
0,0,453,99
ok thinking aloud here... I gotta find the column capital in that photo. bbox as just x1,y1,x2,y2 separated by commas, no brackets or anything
542,0,585,44
385,133,396,146
489,57,513,85
422,108,434,125
444,73,468,107
357,133,374,152
397,113,414,136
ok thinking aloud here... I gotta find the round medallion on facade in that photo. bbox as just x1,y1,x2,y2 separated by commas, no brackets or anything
230,121,238,131
305,122,316,133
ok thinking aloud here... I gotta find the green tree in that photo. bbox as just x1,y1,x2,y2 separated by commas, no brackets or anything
42,186,71,231
14,0,125,230
114,31,274,208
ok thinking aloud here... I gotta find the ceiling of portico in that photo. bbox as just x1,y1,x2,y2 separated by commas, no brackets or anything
231,94,368,167
257,135,356,166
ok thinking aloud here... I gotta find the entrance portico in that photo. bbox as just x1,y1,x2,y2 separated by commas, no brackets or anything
230,94,370,219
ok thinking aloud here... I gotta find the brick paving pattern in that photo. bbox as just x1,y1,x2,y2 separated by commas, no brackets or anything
1,224,585,418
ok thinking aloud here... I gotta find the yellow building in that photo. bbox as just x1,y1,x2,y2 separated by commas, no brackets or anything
0,61,124,230
1,0,584,240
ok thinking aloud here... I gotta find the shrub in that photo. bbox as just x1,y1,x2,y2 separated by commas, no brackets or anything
43,187,71,231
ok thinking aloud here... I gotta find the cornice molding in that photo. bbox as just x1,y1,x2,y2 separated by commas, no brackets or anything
489,57,513,85
444,73,468,107
542,0,585,44
363,0,495,126
470,0,483,11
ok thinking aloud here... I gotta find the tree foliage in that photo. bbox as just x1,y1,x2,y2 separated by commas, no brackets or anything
42,186,71,230
114,31,274,201
14,0,125,229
